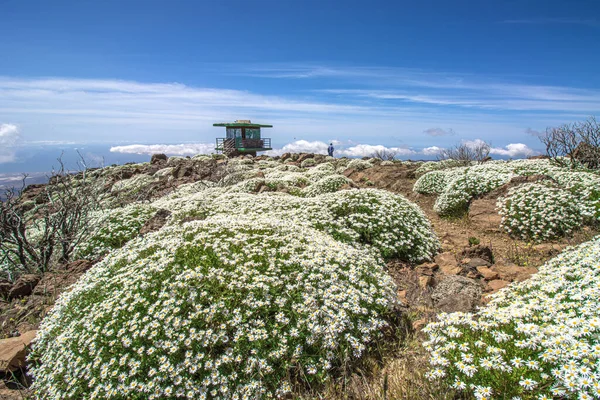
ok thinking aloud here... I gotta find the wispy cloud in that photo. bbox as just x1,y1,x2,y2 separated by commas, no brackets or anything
110,143,215,156
501,18,600,27
0,73,587,154
423,128,456,137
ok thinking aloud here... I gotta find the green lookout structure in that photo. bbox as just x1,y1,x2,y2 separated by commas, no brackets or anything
213,120,273,157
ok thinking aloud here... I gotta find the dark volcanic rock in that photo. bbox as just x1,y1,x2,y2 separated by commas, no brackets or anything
139,209,172,235
150,153,168,164
8,275,41,300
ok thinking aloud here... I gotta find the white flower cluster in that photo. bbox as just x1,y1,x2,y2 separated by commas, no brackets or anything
550,171,600,220
300,158,316,168
416,159,600,219
423,236,600,399
497,183,583,241
433,168,512,216
109,174,158,203
30,217,397,399
346,159,373,171
75,204,158,259
162,188,439,263
301,174,352,197
413,170,450,195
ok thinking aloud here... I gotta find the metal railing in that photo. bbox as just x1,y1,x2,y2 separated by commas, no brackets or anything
215,137,271,151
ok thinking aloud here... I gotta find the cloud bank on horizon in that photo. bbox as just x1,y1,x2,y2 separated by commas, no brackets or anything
110,139,536,159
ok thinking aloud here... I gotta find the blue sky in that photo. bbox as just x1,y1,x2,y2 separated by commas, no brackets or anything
1,0,600,170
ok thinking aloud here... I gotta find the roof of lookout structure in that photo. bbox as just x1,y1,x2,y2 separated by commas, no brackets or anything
213,120,273,128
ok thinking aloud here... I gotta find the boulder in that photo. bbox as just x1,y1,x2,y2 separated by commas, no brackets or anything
8,275,41,300
476,266,499,281
434,252,462,275
296,153,314,163
172,163,193,179
0,330,37,372
150,153,168,164
280,153,292,161
66,259,94,274
418,275,433,289
0,381,29,400
465,257,491,268
415,262,438,276
431,276,482,313
487,279,510,292
0,279,12,298
460,245,494,264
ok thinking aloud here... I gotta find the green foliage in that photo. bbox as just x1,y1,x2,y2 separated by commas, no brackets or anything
75,204,157,259
497,183,583,242
468,236,480,246
31,218,397,399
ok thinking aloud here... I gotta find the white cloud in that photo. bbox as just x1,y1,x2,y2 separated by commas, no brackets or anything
489,143,536,158
422,146,444,156
266,140,329,156
338,144,416,158
0,123,20,163
423,128,455,136
462,139,536,157
110,143,215,156
108,139,537,160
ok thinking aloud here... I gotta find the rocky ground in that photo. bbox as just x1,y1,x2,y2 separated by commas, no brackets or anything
1,153,597,398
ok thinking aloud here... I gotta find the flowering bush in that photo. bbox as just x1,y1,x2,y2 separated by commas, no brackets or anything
434,170,512,216
304,162,336,182
413,159,600,226
75,204,157,259
550,171,600,220
347,159,373,171
164,188,439,262
300,158,316,168
263,171,309,190
30,217,397,399
316,189,439,262
301,174,352,197
227,178,266,193
166,156,187,167
110,174,157,197
423,236,600,400
413,171,450,195
497,183,583,242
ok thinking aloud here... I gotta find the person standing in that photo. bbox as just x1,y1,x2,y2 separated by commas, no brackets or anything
327,142,334,157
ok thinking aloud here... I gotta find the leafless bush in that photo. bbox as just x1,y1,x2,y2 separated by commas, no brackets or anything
371,148,398,161
437,141,491,164
0,156,104,278
539,116,600,169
